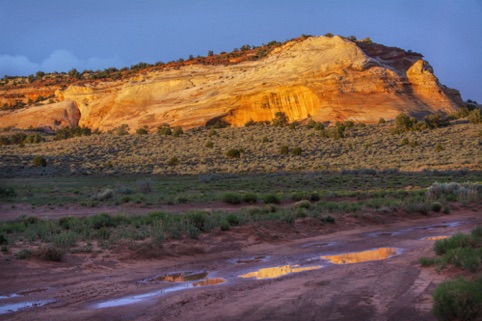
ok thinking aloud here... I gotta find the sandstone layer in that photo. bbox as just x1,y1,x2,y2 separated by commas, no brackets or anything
0,36,463,131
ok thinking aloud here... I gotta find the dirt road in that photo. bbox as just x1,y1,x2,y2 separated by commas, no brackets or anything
0,209,480,321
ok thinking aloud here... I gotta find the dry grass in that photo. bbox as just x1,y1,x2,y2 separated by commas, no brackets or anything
0,121,480,177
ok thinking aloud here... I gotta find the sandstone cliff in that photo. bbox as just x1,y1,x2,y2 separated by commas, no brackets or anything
0,35,463,131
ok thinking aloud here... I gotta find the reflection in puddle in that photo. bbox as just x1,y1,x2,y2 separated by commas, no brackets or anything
152,271,208,282
239,265,322,280
193,278,225,287
321,247,400,264
422,236,450,241
0,300,54,315
95,278,226,309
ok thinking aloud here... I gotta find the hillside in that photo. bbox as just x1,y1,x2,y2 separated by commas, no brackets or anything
0,35,463,131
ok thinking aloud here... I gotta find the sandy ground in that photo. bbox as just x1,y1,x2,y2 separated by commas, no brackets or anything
0,207,481,321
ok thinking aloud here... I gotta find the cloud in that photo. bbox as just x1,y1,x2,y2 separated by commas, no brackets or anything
0,50,124,77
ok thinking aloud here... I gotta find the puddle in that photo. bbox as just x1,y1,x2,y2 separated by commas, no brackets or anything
321,247,400,264
367,232,400,237
416,222,460,230
0,300,54,315
235,256,267,264
95,278,226,309
302,242,336,248
150,271,208,282
239,265,322,280
0,288,49,300
422,235,451,241
193,278,226,287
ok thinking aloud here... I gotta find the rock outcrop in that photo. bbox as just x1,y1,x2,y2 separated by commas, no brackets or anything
0,36,463,131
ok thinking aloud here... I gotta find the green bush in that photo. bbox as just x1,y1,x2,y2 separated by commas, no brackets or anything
243,193,258,203
172,126,183,137
15,249,33,260
226,148,241,158
263,194,280,204
434,233,472,255
432,201,443,212
136,127,148,135
32,155,47,167
220,220,230,231
88,213,117,229
280,145,289,155
222,192,242,204
0,187,16,198
226,213,240,226
468,109,482,124
432,277,482,321
292,147,302,156
168,157,180,166
205,141,214,148
442,248,481,273
185,211,207,232
158,126,172,136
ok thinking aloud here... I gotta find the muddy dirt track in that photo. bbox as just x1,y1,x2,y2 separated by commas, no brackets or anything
1,209,481,321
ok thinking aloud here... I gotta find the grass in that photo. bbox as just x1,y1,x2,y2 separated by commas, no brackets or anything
419,228,482,320
0,122,480,177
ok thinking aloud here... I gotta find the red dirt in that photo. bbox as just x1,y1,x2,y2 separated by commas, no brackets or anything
0,206,481,321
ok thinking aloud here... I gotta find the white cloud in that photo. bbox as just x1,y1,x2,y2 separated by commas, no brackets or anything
0,50,124,77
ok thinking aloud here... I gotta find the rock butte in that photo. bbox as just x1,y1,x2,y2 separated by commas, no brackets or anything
0,36,463,131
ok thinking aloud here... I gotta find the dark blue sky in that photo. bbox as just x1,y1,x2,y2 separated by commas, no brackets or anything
1,0,480,102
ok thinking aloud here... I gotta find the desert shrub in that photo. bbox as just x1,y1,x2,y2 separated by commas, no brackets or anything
263,193,280,204
0,234,7,245
220,220,230,231
280,145,289,155
394,113,417,132
137,178,153,194
320,215,336,224
292,147,302,156
226,213,240,226
262,136,269,143
425,113,448,129
168,157,179,166
344,120,355,128
136,127,148,135
88,213,117,229
32,155,47,167
294,200,311,209
243,193,258,203
54,126,92,140
222,192,242,204
431,201,443,212
37,245,64,262
272,112,289,127
418,256,441,267
468,109,482,124
93,188,114,201
0,187,16,198
226,148,241,158
310,192,321,202
434,233,472,256
432,277,482,321
58,216,80,230
207,128,218,137
15,249,33,260
378,117,386,124
110,124,130,135
24,133,44,144
172,126,183,137
472,226,482,239
205,141,214,148
157,125,172,136
185,211,208,232
442,248,481,273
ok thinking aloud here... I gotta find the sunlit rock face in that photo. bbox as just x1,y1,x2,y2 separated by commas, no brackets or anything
0,36,462,131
